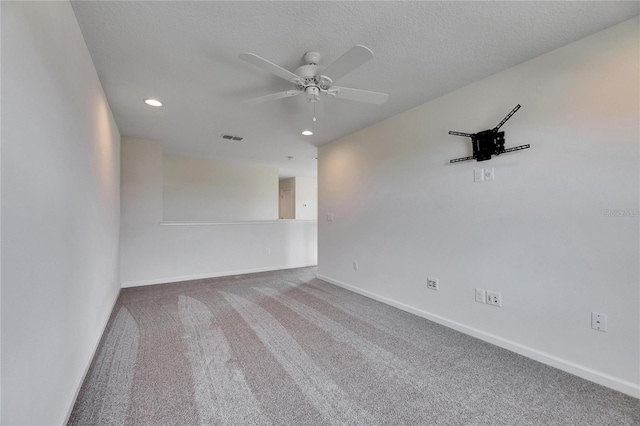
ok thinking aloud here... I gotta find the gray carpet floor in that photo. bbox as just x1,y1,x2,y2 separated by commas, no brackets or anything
69,267,639,425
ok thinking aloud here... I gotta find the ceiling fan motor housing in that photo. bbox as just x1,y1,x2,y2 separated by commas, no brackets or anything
294,61,332,92
294,64,322,81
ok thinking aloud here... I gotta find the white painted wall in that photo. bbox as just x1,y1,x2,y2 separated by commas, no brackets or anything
294,176,318,221
121,137,317,287
318,18,639,397
1,2,121,424
163,154,279,222
279,176,318,220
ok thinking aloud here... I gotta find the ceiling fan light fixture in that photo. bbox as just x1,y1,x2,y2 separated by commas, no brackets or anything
144,98,163,107
302,130,313,136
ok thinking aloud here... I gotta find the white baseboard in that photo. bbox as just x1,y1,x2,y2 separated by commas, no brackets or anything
121,264,317,288
63,287,122,424
316,274,640,399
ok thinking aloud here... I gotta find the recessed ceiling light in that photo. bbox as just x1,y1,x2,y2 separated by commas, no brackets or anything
144,98,163,107
301,130,313,136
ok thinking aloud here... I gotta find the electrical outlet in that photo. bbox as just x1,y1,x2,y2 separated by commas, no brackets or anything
475,288,486,303
427,277,439,290
474,168,485,183
265,247,271,255
486,291,502,307
353,261,359,271
327,213,334,222
591,312,607,332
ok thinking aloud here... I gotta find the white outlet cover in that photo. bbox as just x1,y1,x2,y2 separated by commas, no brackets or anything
475,288,486,303
486,291,502,307
591,312,607,331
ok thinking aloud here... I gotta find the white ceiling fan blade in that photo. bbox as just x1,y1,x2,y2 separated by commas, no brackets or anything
321,45,374,82
245,90,302,105
332,86,389,105
239,53,301,82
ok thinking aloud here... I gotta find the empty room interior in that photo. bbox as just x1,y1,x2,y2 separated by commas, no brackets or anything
2,1,639,425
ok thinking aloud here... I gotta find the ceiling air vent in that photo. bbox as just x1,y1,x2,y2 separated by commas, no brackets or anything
221,134,243,141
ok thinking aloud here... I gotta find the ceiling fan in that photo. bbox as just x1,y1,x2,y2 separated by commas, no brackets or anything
239,45,388,120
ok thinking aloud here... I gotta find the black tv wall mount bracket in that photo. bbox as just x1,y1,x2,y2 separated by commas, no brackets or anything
449,104,530,163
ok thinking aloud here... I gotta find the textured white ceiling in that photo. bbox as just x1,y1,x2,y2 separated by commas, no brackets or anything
71,1,638,178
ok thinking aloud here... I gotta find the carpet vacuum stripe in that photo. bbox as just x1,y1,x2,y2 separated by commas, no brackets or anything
219,291,376,425
177,295,268,425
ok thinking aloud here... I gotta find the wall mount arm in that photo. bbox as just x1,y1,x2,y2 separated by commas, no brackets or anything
449,104,529,163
